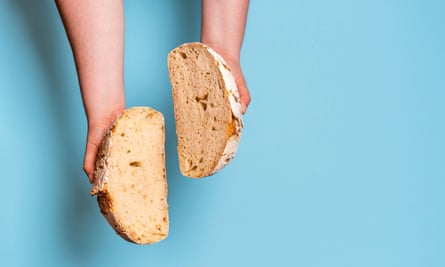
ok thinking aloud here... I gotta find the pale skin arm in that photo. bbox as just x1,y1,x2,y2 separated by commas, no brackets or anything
56,0,126,182
201,0,251,113
56,0,250,182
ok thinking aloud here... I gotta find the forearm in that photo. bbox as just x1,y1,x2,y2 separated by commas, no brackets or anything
201,0,249,61
56,0,125,124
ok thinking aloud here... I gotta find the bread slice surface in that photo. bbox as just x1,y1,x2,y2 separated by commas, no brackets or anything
168,42,243,178
91,107,168,244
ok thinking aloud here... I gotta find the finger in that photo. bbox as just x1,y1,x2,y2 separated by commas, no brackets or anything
239,86,251,114
83,142,99,183
235,76,251,114
228,63,250,114
83,126,108,183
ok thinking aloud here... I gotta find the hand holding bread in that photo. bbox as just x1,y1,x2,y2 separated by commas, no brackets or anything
57,0,251,244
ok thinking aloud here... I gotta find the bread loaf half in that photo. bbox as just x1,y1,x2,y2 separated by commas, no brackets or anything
90,107,169,244
167,42,243,178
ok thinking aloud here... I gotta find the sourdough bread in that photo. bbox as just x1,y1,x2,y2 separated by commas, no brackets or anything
167,42,243,178
90,107,169,244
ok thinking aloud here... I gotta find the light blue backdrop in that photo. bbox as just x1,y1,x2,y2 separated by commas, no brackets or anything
1,0,444,266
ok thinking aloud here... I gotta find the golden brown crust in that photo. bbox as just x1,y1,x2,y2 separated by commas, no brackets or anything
96,192,134,243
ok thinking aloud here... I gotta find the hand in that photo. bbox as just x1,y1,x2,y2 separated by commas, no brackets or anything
200,0,250,113
56,0,125,182
203,45,251,114
83,105,125,183
224,56,251,114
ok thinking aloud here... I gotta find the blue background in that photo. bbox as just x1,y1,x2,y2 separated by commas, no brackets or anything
1,0,444,266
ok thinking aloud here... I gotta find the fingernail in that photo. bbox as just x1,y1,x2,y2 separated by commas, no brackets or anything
87,173,93,184
241,104,247,114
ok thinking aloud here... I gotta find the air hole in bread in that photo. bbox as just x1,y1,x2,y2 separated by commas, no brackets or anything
179,52,187,59
195,93,208,102
129,161,142,167
200,102,207,111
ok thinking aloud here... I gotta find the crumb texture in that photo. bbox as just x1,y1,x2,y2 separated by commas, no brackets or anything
92,107,168,244
168,42,243,178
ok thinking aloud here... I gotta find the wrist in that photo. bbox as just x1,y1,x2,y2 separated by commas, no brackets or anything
201,40,240,65
85,99,125,129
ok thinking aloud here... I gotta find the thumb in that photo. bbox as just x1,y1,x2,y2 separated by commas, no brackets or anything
83,126,108,183
235,75,251,114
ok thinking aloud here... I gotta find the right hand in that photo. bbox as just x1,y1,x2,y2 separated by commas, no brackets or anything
84,106,124,183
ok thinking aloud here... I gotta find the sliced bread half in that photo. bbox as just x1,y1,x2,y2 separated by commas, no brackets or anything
90,107,168,244
167,42,243,178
